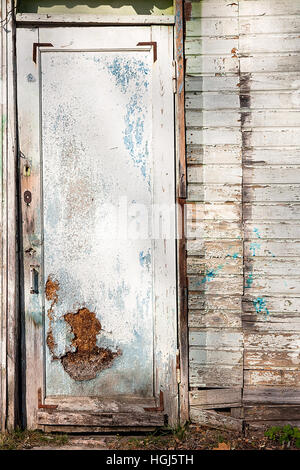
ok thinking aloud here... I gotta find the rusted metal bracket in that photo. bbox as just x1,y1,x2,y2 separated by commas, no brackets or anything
38,388,58,410
33,43,53,63
137,41,157,63
144,390,164,412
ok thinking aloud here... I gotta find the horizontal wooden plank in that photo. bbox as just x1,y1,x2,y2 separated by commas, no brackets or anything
244,240,300,257
188,183,241,202
243,387,300,404
186,110,240,128
242,147,300,165
240,16,300,34
244,277,300,295
186,76,240,92
187,128,241,146
242,110,300,128
190,408,243,431
186,18,239,37
240,55,300,74
189,329,243,349
245,258,300,276
186,203,242,222
244,184,300,202
244,349,300,369
187,144,241,165
187,55,239,75
242,129,300,146
190,388,242,407
187,238,242,257
244,222,300,240
186,92,240,110
244,203,300,220
187,220,242,239
239,0,300,17
188,165,242,183
189,293,241,311
44,396,156,412
186,37,238,55
189,276,243,294
189,310,242,328
243,296,300,314
190,347,242,365
187,257,242,275
244,405,300,420
37,410,164,427
242,314,300,325
244,332,300,351
190,1,238,18
16,13,175,24
240,72,300,92
190,364,243,388
244,167,300,184
245,370,300,387
239,35,300,54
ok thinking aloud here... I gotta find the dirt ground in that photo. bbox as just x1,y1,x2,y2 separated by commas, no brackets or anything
0,425,300,450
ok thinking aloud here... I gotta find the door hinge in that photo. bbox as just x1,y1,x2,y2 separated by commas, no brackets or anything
144,390,164,412
172,60,177,94
176,349,181,384
38,388,58,410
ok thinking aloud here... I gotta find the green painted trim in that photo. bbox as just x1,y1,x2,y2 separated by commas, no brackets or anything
17,1,174,15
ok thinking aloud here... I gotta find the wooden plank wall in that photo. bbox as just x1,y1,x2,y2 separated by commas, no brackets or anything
185,0,300,430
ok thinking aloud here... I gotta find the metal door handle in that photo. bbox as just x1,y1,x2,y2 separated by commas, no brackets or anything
30,265,39,294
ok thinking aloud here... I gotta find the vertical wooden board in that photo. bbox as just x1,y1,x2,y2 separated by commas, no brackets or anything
151,24,177,424
17,27,43,429
1,0,18,430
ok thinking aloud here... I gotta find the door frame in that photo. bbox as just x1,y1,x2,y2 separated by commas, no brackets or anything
0,0,188,430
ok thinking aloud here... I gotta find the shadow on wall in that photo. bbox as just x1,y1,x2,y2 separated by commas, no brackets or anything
17,0,174,15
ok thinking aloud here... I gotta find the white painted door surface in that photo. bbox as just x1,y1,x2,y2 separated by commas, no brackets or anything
17,26,177,428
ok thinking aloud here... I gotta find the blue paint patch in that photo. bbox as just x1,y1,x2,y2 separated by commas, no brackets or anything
199,264,223,285
253,297,269,315
249,242,261,257
253,227,261,239
245,272,254,289
104,56,151,185
139,249,151,270
226,252,240,259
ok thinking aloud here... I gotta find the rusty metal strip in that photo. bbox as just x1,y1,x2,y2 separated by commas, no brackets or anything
144,391,164,412
136,42,157,62
175,0,189,424
33,43,53,63
38,388,58,410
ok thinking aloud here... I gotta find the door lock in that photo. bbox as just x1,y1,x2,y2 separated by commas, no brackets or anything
24,190,32,205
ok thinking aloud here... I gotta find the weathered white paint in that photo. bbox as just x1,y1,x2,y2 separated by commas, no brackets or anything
186,0,300,427
17,25,177,427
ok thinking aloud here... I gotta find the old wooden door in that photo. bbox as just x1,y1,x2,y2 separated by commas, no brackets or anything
17,26,177,430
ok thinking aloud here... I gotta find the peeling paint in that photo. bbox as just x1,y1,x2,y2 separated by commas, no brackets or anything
61,308,121,381
45,276,60,358
249,242,261,257
245,272,254,289
139,249,151,270
253,297,270,316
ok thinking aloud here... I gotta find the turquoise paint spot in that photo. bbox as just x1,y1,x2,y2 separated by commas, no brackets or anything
139,249,151,270
226,252,240,259
253,227,261,239
245,272,253,289
200,264,223,284
249,242,261,257
253,297,269,315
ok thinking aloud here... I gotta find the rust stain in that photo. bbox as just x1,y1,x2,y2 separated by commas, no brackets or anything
184,1,192,22
61,308,121,381
45,276,60,359
231,47,238,58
